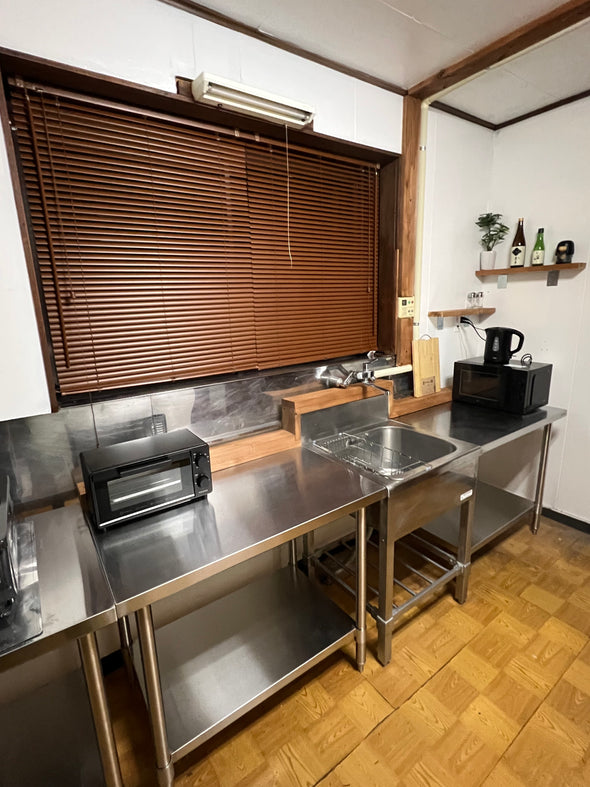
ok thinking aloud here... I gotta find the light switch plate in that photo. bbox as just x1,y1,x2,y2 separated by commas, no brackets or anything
397,296,415,319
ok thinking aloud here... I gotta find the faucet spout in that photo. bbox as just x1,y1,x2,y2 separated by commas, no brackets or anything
362,379,391,411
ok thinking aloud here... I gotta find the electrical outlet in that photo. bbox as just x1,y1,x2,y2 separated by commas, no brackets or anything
397,296,415,319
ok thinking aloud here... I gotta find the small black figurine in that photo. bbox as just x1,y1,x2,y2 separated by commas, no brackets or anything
555,240,574,263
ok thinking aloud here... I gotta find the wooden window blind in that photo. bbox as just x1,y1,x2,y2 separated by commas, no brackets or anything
9,83,379,396
247,145,378,368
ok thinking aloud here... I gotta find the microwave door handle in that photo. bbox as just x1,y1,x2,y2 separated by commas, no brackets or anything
117,457,173,477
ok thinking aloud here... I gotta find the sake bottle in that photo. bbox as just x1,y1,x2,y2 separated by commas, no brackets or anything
510,218,526,267
531,228,545,266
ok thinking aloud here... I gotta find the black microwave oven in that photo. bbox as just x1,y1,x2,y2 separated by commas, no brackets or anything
81,429,212,529
452,357,552,414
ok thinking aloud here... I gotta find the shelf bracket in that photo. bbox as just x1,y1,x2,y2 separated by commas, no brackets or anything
497,274,508,289
435,316,444,330
547,270,559,287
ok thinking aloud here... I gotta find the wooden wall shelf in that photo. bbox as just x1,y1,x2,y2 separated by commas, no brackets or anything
428,308,496,318
476,262,586,280
428,307,495,329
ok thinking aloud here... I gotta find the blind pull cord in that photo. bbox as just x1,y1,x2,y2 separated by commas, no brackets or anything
285,124,294,268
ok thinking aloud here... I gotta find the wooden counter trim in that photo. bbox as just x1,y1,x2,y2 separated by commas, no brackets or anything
282,385,385,440
281,383,449,438
209,429,299,472
389,388,452,418
74,429,300,498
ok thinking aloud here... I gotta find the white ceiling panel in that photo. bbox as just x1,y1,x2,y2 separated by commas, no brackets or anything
501,20,590,99
442,68,556,124
378,0,564,52
209,0,470,87
179,0,590,125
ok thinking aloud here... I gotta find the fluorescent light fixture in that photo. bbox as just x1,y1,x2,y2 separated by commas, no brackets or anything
191,72,315,128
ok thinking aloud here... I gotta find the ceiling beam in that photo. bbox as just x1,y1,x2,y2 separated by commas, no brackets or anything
409,0,590,100
429,101,496,130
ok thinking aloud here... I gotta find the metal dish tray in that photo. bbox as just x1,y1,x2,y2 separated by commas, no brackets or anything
313,432,430,480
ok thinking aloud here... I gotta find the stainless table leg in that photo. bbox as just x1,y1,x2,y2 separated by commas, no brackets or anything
117,615,132,650
376,499,394,666
455,494,474,604
136,606,174,787
532,423,552,534
77,632,123,787
355,508,367,672
117,614,134,677
302,531,316,580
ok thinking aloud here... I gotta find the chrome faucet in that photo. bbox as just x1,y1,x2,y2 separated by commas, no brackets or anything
317,351,395,399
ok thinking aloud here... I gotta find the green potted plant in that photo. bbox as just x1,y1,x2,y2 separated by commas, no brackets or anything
476,212,509,269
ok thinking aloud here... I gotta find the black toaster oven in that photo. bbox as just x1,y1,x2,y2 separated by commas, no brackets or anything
81,429,212,529
452,357,552,414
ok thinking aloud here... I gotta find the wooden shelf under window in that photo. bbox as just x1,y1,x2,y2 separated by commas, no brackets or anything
476,262,586,278
428,308,496,318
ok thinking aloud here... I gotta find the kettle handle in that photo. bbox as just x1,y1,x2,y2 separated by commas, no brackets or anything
510,330,525,357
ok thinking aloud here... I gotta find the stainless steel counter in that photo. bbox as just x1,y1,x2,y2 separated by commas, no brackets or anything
94,446,385,616
0,506,122,787
399,402,566,552
0,506,115,663
398,402,566,451
93,445,384,786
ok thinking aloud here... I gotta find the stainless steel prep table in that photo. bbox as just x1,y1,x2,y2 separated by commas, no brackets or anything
93,446,385,786
398,403,566,551
0,505,122,787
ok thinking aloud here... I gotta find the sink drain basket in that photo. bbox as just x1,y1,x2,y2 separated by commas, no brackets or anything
313,432,428,479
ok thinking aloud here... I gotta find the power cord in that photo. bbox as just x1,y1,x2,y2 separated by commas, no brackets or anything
459,316,486,340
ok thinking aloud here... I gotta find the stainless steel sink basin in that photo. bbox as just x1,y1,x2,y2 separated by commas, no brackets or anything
313,421,462,482
358,424,456,462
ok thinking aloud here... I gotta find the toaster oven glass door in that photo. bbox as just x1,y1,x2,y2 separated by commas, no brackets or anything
97,457,195,526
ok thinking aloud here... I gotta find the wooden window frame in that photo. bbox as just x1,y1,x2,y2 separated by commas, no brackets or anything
0,48,399,406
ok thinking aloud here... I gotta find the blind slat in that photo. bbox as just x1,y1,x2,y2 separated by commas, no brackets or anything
10,86,379,395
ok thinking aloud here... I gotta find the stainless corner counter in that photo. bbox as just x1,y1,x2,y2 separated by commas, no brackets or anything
93,446,385,786
398,402,566,552
0,506,122,787
1,506,115,662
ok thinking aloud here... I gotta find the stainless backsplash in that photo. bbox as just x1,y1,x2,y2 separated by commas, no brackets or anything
0,364,412,509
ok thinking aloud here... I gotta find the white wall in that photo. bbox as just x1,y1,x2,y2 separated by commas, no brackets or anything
421,109,494,380
422,101,590,522
0,0,403,422
0,120,51,419
489,99,590,521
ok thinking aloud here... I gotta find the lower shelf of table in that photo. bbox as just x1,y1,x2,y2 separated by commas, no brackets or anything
0,668,105,787
133,565,356,761
312,530,461,625
421,481,534,553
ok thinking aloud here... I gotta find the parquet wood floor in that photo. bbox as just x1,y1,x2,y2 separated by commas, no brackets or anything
107,517,590,786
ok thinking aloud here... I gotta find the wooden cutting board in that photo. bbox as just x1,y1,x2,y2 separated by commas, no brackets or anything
412,338,441,397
